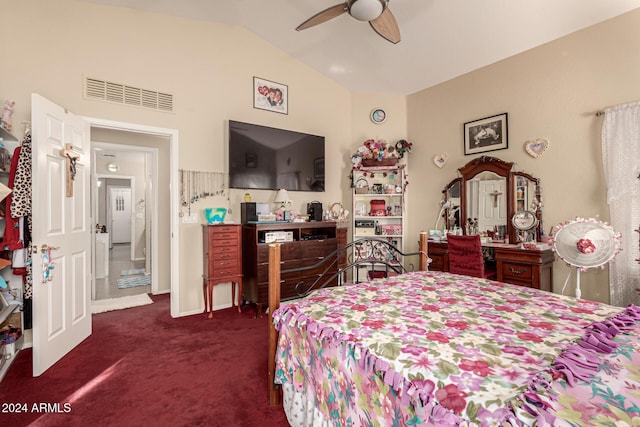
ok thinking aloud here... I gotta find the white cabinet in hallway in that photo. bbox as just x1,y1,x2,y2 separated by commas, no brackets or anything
95,233,110,279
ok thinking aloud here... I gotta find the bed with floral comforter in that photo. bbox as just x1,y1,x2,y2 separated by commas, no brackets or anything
272,271,640,426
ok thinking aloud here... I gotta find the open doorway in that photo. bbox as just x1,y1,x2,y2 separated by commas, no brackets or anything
87,119,179,317
93,146,150,301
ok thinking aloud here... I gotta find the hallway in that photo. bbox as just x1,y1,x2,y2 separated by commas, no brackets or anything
94,243,148,300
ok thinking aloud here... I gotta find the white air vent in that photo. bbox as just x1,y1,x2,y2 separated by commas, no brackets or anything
85,77,173,112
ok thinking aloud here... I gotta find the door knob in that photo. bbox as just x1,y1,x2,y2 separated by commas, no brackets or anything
41,244,60,253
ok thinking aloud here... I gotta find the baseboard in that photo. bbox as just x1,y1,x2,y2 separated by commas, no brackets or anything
176,302,234,318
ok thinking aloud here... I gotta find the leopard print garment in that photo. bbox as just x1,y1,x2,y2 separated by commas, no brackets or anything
10,131,32,221
11,132,33,300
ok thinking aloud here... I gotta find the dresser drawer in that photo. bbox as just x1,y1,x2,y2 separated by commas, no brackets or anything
300,238,336,259
210,238,239,249
210,232,239,241
501,262,533,281
211,265,242,278
257,242,300,263
255,274,336,305
428,254,446,272
210,249,238,261
211,245,239,258
256,259,300,283
212,258,240,270
209,225,240,235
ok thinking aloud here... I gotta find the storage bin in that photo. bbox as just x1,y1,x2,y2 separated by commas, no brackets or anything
362,158,397,167
381,225,402,235
369,199,386,216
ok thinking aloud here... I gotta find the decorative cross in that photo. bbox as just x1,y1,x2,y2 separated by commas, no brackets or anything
489,190,503,208
60,143,80,197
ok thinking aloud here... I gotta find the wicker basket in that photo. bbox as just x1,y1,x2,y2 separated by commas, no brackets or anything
354,177,370,194
362,158,398,167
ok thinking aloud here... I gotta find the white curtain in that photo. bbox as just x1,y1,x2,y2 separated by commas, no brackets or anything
602,100,640,307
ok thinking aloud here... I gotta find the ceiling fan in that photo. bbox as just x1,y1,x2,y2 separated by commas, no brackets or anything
296,0,401,44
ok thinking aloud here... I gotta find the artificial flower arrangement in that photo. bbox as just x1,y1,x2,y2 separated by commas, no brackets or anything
351,138,413,169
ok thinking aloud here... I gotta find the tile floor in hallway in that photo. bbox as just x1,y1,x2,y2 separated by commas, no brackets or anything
94,243,149,300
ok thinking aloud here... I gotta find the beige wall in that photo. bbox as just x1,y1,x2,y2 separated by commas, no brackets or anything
407,9,640,303
2,1,638,313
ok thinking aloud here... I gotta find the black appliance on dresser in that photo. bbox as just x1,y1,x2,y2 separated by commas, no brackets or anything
307,201,323,221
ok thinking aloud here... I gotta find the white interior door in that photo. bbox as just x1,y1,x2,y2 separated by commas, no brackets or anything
478,179,507,231
32,93,91,376
109,186,131,244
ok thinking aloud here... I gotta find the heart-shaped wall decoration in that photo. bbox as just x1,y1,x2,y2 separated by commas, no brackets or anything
525,138,549,158
433,153,448,168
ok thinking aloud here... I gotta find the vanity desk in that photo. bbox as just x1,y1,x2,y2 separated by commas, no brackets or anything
428,240,554,291
432,155,553,291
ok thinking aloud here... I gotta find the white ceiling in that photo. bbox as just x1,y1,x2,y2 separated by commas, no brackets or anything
79,0,640,95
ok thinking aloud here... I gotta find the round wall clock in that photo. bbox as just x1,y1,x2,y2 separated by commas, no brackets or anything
370,108,387,124
512,210,538,231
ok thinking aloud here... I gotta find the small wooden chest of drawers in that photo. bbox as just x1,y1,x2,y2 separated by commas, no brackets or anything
202,224,243,319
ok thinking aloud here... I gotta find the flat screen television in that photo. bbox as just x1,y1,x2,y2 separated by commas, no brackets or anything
228,120,325,192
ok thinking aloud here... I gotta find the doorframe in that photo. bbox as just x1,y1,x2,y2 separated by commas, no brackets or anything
85,117,180,318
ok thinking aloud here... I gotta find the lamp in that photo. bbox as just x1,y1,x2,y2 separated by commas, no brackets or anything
349,0,385,21
274,189,292,210
434,200,451,231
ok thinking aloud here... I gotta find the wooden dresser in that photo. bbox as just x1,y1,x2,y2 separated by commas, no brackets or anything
242,221,340,316
202,224,243,319
428,241,554,291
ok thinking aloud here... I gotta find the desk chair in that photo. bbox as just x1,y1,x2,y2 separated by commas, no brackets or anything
446,234,497,279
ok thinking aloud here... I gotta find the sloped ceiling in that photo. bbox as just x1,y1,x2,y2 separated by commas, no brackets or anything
79,0,640,94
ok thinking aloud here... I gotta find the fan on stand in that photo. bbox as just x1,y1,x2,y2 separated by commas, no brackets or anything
551,217,622,298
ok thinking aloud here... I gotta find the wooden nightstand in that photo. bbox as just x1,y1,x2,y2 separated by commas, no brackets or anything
202,224,243,319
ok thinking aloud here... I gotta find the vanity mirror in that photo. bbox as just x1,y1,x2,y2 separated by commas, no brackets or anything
441,156,542,242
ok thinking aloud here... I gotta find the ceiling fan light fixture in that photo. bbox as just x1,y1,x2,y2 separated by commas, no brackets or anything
349,0,384,21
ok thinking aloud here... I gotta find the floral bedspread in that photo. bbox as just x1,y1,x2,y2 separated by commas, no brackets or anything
272,271,640,426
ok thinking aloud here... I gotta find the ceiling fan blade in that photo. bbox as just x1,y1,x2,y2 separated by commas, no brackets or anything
296,4,348,31
370,7,401,44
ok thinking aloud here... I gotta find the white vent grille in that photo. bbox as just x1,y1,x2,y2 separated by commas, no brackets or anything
85,77,173,112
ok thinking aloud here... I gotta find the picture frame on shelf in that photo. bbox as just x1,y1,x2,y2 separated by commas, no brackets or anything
464,113,508,155
253,76,288,115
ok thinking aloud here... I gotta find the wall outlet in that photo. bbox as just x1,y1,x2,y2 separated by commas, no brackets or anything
182,214,198,224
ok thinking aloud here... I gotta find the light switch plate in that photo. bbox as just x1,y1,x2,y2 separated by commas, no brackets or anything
182,214,198,223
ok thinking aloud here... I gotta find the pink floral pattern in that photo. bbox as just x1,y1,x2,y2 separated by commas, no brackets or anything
273,271,639,426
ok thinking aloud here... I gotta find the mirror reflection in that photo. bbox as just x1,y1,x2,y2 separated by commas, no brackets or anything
444,179,461,230
466,171,507,235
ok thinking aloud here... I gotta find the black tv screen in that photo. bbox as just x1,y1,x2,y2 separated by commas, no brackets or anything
228,120,325,192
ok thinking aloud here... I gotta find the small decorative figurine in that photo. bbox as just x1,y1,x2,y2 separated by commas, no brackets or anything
1,100,15,131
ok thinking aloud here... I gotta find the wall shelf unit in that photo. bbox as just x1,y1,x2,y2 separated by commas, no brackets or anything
351,164,406,279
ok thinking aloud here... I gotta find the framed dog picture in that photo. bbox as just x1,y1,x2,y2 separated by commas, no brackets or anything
253,77,288,115
464,113,508,155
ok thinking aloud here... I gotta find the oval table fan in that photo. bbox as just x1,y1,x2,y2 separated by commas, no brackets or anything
551,217,622,298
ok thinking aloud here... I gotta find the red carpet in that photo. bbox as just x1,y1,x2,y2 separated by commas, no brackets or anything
0,294,289,426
